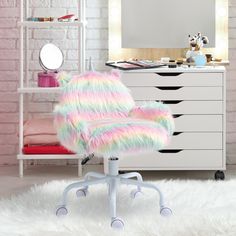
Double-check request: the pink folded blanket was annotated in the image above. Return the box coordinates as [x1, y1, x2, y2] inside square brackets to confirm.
[24, 134, 59, 146]
[23, 117, 59, 146]
[24, 117, 57, 136]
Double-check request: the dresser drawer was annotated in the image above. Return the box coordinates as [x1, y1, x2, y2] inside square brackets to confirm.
[130, 87, 222, 101]
[174, 115, 222, 131]
[167, 132, 222, 149]
[135, 101, 223, 114]
[119, 150, 223, 169]
[122, 72, 223, 87]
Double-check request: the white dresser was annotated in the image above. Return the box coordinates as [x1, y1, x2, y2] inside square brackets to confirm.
[110, 66, 226, 180]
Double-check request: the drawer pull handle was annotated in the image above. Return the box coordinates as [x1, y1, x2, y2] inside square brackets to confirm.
[156, 73, 183, 77]
[158, 149, 183, 153]
[173, 132, 183, 136]
[160, 100, 183, 104]
[173, 114, 183, 118]
[155, 86, 183, 90]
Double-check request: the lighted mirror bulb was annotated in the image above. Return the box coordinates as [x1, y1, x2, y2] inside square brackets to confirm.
[217, 7, 226, 17]
[110, 38, 121, 49]
[217, 38, 226, 49]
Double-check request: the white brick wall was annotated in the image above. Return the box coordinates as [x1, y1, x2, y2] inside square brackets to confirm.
[0, 0, 108, 165]
[0, 0, 18, 164]
[227, 0, 236, 164]
[1, 0, 236, 166]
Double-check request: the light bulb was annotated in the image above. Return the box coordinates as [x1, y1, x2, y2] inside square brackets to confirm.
[217, 7, 226, 17]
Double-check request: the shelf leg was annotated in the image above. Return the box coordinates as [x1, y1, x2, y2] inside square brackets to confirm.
[19, 160, 24, 178]
[78, 158, 82, 177]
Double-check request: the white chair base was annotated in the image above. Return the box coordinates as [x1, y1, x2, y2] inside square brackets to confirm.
[56, 157, 172, 229]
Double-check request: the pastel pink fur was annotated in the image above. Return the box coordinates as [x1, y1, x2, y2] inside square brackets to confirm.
[54, 71, 174, 157]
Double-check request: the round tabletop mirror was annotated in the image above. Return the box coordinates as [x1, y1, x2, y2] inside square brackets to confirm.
[39, 43, 64, 71]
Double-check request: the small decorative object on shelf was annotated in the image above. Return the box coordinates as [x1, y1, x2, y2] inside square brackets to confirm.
[27, 17, 54, 22]
[38, 72, 59, 87]
[194, 54, 207, 67]
[186, 32, 209, 65]
[38, 43, 64, 87]
[205, 53, 213, 63]
[27, 14, 78, 23]
[58, 14, 78, 22]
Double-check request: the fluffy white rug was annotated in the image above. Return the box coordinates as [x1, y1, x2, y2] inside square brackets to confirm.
[0, 179, 236, 236]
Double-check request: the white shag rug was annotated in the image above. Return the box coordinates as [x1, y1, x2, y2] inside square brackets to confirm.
[1, 179, 236, 236]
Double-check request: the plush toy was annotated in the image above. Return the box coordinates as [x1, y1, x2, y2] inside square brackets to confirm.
[186, 32, 209, 63]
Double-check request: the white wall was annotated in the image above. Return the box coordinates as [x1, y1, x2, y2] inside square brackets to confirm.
[227, 0, 236, 164]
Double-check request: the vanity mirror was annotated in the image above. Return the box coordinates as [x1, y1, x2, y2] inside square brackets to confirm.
[38, 43, 64, 87]
[109, 0, 228, 61]
[39, 43, 64, 71]
[122, 0, 215, 48]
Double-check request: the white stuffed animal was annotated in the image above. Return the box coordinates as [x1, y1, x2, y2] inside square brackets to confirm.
[186, 32, 209, 63]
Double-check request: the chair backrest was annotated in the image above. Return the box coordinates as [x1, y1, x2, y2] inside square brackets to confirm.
[56, 71, 135, 121]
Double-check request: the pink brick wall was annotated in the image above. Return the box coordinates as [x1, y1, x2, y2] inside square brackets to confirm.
[0, 0, 236, 166]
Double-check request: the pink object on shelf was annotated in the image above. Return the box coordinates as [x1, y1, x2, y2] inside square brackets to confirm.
[23, 117, 59, 145]
[23, 145, 74, 155]
[38, 72, 59, 87]
[24, 117, 56, 136]
[24, 134, 59, 146]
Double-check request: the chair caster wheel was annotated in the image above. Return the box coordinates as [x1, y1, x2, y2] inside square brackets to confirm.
[56, 205, 68, 217]
[130, 189, 143, 199]
[111, 217, 124, 229]
[215, 171, 225, 180]
[76, 188, 88, 198]
[160, 206, 172, 217]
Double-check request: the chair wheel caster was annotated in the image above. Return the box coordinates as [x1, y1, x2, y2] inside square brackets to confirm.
[160, 206, 172, 217]
[56, 205, 68, 217]
[111, 217, 124, 229]
[130, 189, 142, 199]
[215, 171, 225, 180]
[76, 188, 88, 198]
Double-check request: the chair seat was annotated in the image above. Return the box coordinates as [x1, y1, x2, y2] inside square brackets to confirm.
[87, 118, 169, 157]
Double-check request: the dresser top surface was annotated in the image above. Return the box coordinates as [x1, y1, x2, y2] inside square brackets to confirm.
[122, 66, 225, 73]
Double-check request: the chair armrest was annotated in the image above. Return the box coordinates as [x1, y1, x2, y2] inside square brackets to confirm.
[54, 105, 89, 154]
[129, 102, 175, 136]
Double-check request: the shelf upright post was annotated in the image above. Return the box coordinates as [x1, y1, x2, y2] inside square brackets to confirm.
[25, 0, 29, 87]
[19, 0, 24, 177]
[79, 0, 86, 73]
[24, 0, 30, 169]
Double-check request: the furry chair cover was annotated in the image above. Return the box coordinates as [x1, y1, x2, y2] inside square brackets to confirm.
[54, 71, 174, 157]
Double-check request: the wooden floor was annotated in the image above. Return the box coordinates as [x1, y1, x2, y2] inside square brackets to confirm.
[0, 164, 236, 199]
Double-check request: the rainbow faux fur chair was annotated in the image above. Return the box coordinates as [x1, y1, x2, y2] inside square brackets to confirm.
[54, 70, 174, 229]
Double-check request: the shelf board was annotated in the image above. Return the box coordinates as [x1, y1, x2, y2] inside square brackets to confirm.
[18, 21, 85, 27]
[18, 87, 63, 93]
[17, 154, 80, 160]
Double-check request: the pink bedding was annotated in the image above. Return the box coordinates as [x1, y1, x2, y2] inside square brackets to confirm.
[24, 117, 59, 145]
[24, 134, 59, 145]
[23, 145, 74, 154]
[24, 117, 56, 136]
